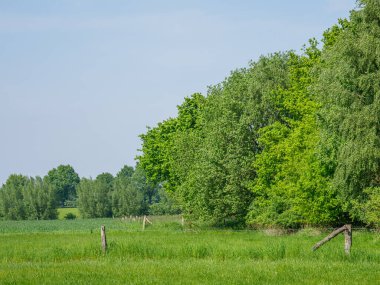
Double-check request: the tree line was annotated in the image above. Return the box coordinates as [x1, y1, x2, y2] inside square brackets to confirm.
[1, 0, 379, 228]
[0, 164, 180, 220]
[138, 0, 380, 228]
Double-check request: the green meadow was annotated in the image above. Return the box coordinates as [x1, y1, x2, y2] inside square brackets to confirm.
[57, 208, 81, 220]
[0, 218, 379, 285]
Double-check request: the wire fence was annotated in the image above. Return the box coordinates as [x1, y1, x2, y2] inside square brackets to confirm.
[117, 215, 380, 233]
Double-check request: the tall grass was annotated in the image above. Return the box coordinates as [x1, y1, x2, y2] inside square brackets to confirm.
[0, 218, 379, 284]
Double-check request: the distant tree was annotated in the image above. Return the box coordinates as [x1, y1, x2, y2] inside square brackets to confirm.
[23, 177, 58, 220]
[112, 176, 143, 217]
[131, 165, 157, 210]
[116, 165, 134, 179]
[149, 187, 181, 215]
[0, 174, 57, 220]
[77, 173, 114, 218]
[96, 172, 114, 190]
[76, 178, 96, 218]
[45, 165, 80, 207]
[0, 174, 29, 220]
[94, 173, 114, 217]
[112, 165, 159, 217]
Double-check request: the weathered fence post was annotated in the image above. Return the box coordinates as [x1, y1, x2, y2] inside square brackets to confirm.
[142, 215, 146, 231]
[142, 215, 152, 231]
[344, 224, 352, 254]
[181, 216, 185, 227]
[101, 225, 107, 254]
[312, 224, 352, 254]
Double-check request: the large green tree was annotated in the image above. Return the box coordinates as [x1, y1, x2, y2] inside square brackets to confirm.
[176, 53, 291, 224]
[45, 165, 80, 207]
[139, 54, 291, 225]
[247, 42, 343, 228]
[138, 93, 206, 192]
[315, 0, 380, 223]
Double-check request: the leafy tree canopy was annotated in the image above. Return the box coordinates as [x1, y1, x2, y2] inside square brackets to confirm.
[45, 165, 80, 206]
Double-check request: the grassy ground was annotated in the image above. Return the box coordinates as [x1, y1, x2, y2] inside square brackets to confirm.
[57, 208, 81, 220]
[0, 218, 379, 284]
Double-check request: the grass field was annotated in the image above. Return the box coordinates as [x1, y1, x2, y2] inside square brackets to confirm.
[0, 217, 379, 284]
[57, 208, 81, 220]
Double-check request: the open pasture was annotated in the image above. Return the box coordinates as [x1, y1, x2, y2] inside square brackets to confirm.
[0, 218, 379, 284]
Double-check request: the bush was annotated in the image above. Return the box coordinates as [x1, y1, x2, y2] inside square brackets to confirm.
[64, 212, 77, 220]
[361, 187, 380, 227]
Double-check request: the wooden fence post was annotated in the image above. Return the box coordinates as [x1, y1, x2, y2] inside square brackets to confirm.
[142, 215, 152, 231]
[344, 224, 352, 254]
[312, 224, 352, 254]
[101, 225, 107, 254]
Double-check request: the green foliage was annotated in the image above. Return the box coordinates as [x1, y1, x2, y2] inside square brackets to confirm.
[322, 18, 350, 49]
[353, 187, 380, 227]
[4, 1, 380, 229]
[137, 2, 380, 228]
[116, 165, 134, 179]
[138, 93, 206, 192]
[138, 117, 178, 188]
[248, 43, 342, 228]
[45, 165, 80, 207]
[139, 53, 292, 224]
[96, 172, 114, 187]
[186, 53, 290, 224]
[64, 212, 77, 220]
[23, 177, 58, 220]
[57, 207, 80, 220]
[0, 174, 29, 219]
[112, 174, 144, 217]
[77, 177, 113, 218]
[129, 165, 157, 211]
[77, 165, 175, 218]
[0, 175, 57, 220]
[149, 187, 181, 215]
[316, 0, 380, 222]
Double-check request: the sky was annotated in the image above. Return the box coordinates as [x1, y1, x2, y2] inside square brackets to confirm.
[0, 0, 356, 184]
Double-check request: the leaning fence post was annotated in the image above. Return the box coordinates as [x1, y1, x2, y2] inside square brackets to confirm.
[312, 224, 352, 254]
[101, 225, 107, 253]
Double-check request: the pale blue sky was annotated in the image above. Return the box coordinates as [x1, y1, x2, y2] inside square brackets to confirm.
[0, 0, 356, 184]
